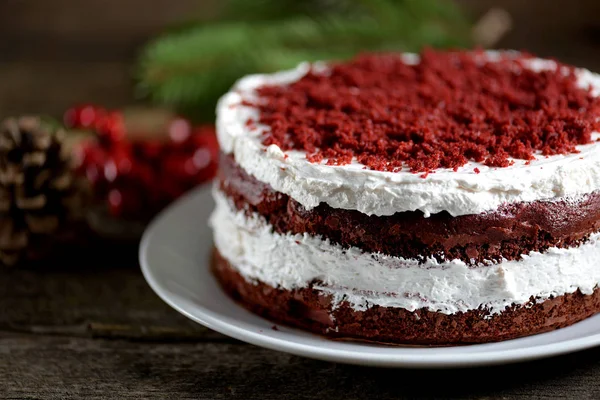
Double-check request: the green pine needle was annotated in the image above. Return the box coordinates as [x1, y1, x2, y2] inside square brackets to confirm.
[137, 0, 471, 122]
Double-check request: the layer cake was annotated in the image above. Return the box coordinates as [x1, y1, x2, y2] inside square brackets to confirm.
[209, 50, 600, 344]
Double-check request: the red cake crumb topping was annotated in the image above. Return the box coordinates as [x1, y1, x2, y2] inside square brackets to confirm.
[248, 49, 600, 173]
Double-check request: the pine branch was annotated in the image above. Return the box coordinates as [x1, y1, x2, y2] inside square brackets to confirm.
[136, 0, 471, 122]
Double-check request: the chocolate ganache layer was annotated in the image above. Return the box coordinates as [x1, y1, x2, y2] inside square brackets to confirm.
[218, 153, 600, 264]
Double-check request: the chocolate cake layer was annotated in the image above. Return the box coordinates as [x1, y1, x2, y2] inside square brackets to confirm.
[213, 248, 600, 345]
[218, 153, 600, 263]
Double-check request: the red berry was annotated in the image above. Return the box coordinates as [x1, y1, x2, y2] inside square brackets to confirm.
[96, 111, 125, 144]
[139, 139, 164, 160]
[72, 141, 90, 169]
[191, 127, 218, 149]
[82, 144, 108, 169]
[192, 124, 216, 137]
[63, 108, 79, 128]
[158, 178, 185, 200]
[189, 129, 219, 183]
[112, 145, 133, 174]
[191, 147, 211, 170]
[76, 119, 217, 219]
[81, 105, 104, 128]
[192, 133, 219, 161]
[107, 189, 123, 217]
[163, 154, 193, 180]
[64, 104, 105, 129]
[184, 157, 199, 175]
[104, 153, 133, 182]
[168, 117, 192, 143]
[193, 163, 218, 184]
[130, 163, 155, 190]
[104, 161, 118, 183]
[107, 187, 141, 218]
[86, 164, 101, 185]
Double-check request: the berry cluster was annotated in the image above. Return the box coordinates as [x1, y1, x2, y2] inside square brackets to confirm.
[66, 104, 218, 220]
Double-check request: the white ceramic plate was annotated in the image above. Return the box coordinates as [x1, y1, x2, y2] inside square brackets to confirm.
[140, 185, 600, 368]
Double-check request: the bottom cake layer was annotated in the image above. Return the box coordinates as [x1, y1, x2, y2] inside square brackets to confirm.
[212, 249, 600, 345]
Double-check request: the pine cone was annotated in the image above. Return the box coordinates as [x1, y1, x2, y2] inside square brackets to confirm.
[0, 116, 86, 266]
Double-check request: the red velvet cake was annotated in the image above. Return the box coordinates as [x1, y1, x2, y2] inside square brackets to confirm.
[210, 49, 600, 345]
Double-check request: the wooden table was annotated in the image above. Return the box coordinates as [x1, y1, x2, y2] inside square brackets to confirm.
[4, 0, 600, 398]
[1, 250, 600, 399]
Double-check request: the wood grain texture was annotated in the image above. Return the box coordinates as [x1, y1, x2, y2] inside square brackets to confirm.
[3, 0, 600, 117]
[3, 258, 600, 399]
[457, 0, 600, 70]
[0, 261, 216, 341]
[2, 331, 600, 399]
[0, 0, 217, 117]
[2, 0, 600, 398]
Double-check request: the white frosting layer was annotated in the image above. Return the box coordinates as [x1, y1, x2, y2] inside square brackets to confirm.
[216, 53, 600, 217]
[210, 189, 600, 315]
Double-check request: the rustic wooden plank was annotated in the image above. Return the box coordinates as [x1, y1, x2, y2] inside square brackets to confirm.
[1, 332, 600, 399]
[457, 0, 600, 71]
[0, 62, 137, 118]
[2, 1, 600, 397]
[0, 0, 217, 117]
[3, 0, 600, 119]
[0, 0, 216, 43]
[0, 261, 221, 341]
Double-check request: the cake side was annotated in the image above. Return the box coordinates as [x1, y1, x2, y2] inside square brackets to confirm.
[212, 248, 600, 345]
[210, 187, 600, 315]
[218, 152, 600, 263]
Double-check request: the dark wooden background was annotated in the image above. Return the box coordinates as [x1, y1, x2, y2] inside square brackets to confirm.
[3, 1, 600, 398]
[3, 0, 600, 117]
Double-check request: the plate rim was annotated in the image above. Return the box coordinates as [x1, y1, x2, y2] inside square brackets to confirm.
[139, 186, 600, 368]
